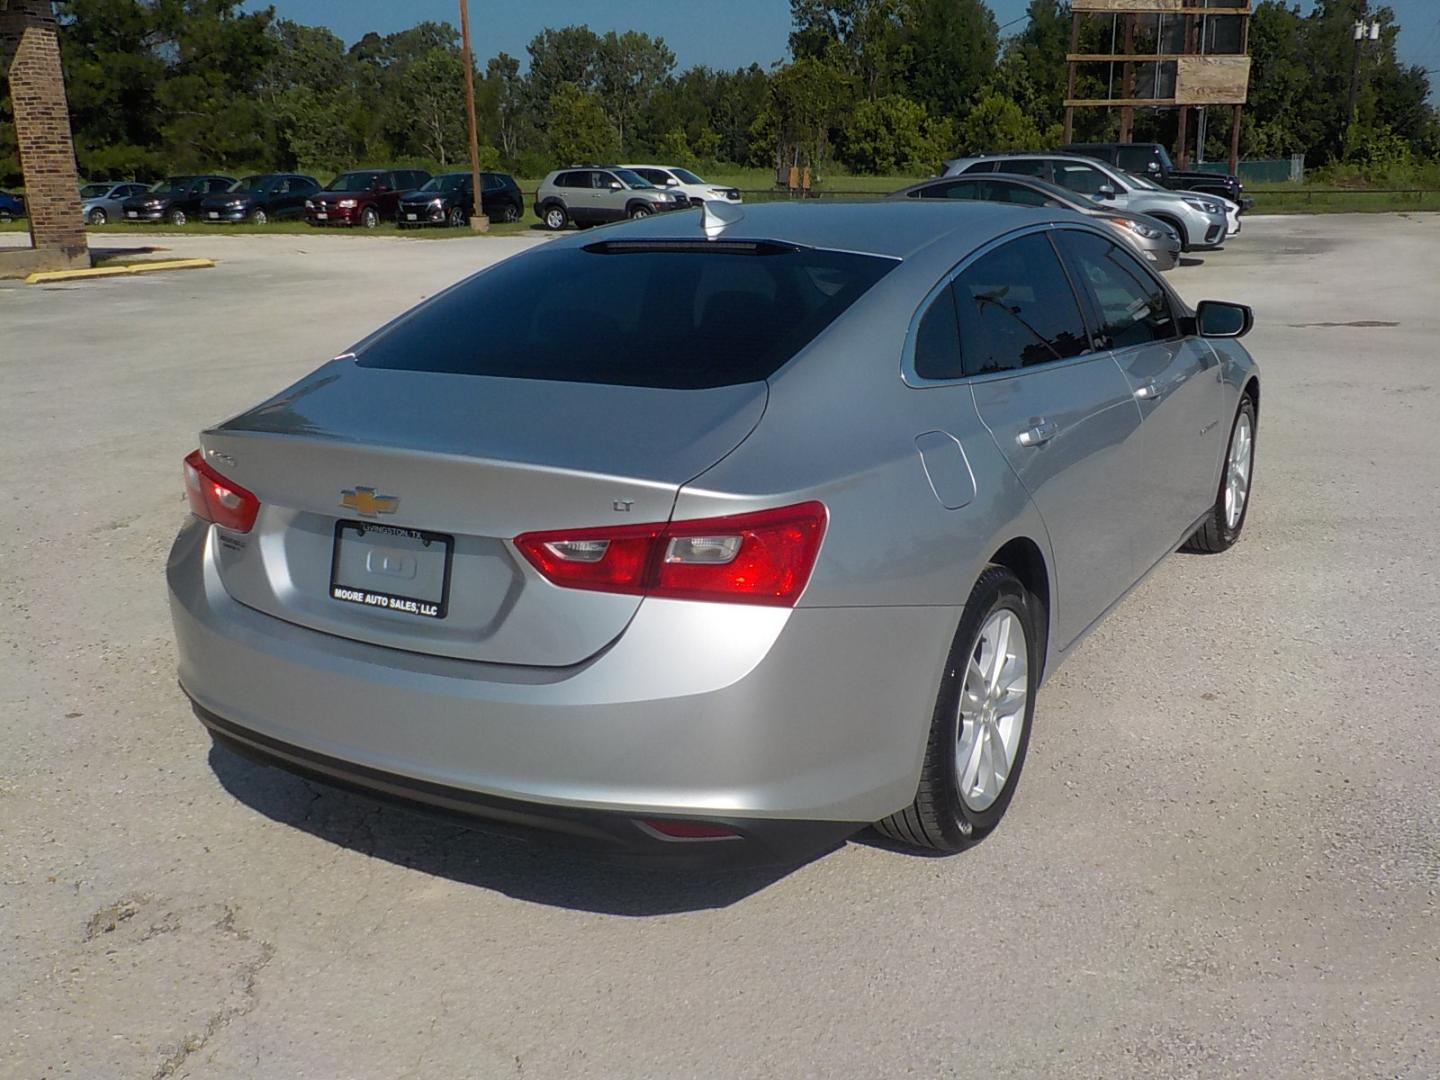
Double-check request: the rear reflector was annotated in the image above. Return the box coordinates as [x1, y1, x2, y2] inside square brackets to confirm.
[638, 819, 741, 840]
[183, 449, 260, 533]
[514, 502, 827, 607]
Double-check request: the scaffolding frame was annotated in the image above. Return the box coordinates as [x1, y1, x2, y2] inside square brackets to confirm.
[1063, 1, 1253, 174]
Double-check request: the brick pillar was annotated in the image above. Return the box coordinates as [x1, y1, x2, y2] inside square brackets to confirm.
[0, 0, 89, 276]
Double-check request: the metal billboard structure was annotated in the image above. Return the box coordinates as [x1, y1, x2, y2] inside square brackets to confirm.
[1063, 0, 1253, 174]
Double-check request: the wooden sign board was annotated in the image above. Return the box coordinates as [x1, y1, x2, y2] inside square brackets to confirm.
[1072, 1, 1182, 11]
[1174, 55, 1251, 104]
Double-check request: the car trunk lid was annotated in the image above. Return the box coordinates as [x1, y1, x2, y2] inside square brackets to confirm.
[201, 360, 767, 666]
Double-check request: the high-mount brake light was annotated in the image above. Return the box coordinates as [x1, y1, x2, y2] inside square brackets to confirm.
[183, 449, 260, 533]
[514, 502, 827, 607]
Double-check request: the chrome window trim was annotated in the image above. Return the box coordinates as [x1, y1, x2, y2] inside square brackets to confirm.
[900, 220, 1121, 389]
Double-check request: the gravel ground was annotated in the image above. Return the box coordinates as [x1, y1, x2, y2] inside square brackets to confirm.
[1, 216, 1437, 1079]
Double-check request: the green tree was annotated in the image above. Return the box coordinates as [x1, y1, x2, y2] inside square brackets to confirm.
[595, 30, 676, 151]
[753, 57, 850, 172]
[902, 0, 999, 123]
[548, 82, 619, 164]
[954, 91, 1049, 154]
[842, 93, 951, 173]
[527, 25, 602, 115]
[390, 49, 467, 166]
[789, 0, 909, 100]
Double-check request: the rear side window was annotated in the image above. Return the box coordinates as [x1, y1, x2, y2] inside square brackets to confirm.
[986, 181, 1056, 207]
[1058, 230, 1178, 350]
[1053, 163, 1109, 196]
[1115, 146, 1158, 173]
[995, 159, 1049, 179]
[912, 286, 963, 380]
[357, 244, 898, 389]
[953, 233, 1090, 376]
[914, 181, 982, 200]
[961, 161, 996, 174]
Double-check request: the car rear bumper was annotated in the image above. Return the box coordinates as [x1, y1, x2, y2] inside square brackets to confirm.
[168, 519, 949, 847]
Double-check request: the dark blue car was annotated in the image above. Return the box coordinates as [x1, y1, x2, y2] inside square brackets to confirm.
[0, 191, 25, 221]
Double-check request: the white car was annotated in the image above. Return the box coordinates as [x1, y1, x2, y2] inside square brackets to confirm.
[620, 165, 741, 207]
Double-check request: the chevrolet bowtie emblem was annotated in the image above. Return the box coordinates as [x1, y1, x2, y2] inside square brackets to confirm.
[340, 487, 399, 517]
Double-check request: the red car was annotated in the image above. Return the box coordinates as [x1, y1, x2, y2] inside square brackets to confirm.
[305, 168, 430, 228]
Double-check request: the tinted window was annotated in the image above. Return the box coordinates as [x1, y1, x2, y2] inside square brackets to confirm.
[634, 169, 670, 185]
[329, 172, 380, 192]
[994, 159, 1049, 179]
[912, 286, 963, 380]
[986, 181, 1057, 207]
[953, 233, 1090, 375]
[1053, 163, 1110, 196]
[80, 184, 110, 198]
[1115, 146, 1159, 173]
[961, 160, 996, 174]
[1059, 230, 1177, 350]
[357, 244, 897, 389]
[914, 180, 982, 200]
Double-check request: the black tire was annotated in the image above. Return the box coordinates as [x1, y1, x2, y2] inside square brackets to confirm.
[168, 207, 187, 226]
[628, 203, 652, 219]
[874, 566, 1041, 852]
[249, 207, 268, 225]
[88, 208, 107, 225]
[542, 203, 568, 230]
[448, 205, 466, 228]
[360, 205, 380, 229]
[1182, 393, 1257, 554]
[500, 201, 520, 223]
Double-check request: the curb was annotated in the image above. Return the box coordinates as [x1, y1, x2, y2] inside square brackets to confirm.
[26, 258, 215, 284]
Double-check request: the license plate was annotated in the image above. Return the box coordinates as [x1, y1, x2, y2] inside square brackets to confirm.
[316, 212, 328, 220]
[207, 211, 219, 219]
[330, 521, 453, 619]
[406, 213, 417, 220]
[126, 211, 137, 218]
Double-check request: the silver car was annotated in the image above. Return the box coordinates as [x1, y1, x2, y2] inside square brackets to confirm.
[168, 202, 1260, 866]
[943, 153, 1230, 252]
[890, 173, 1183, 271]
[533, 166, 688, 230]
[79, 181, 150, 225]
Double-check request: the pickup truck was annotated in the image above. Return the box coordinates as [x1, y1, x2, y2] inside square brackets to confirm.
[1060, 142, 1254, 211]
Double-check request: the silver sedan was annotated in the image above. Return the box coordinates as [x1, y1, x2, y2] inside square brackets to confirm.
[890, 173, 1183, 270]
[168, 201, 1260, 867]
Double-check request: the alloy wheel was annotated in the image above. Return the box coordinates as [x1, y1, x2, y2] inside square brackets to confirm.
[545, 208, 566, 229]
[955, 609, 1029, 813]
[1225, 412, 1254, 530]
[251, 209, 267, 225]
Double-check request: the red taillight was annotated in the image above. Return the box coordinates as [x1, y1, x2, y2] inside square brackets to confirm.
[183, 449, 260, 533]
[514, 502, 827, 607]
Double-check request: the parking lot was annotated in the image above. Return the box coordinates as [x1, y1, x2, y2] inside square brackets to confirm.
[2, 214, 1438, 1078]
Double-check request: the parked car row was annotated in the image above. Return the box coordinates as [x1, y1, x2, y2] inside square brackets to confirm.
[78, 167, 525, 230]
[0, 189, 27, 221]
[533, 164, 741, 230]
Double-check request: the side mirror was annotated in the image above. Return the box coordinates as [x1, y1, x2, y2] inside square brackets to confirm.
[609, 180, 623, 191]
[1147, 162, 1161, 174]
[665, 177, 679, 186]
[1196, 300, 1253, 339]
[1094, 184, 1117, 200]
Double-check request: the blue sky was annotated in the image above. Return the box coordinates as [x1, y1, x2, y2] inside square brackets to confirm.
[249, 1, 1440, 76]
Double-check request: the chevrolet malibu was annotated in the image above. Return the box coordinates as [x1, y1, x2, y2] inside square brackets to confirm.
[168, 202, 1260, 866]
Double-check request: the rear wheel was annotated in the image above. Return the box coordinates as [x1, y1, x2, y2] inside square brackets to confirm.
[543, 204, 568, 230]
[1182, 394, 1256, 554]
[360, 205, 380, 229]
[501, 202, 520, 223]
[874, 566, 1039, 852]
[88, 208, 107, 225]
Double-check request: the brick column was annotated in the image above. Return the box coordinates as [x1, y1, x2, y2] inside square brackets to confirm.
[1, 0, 89, 276]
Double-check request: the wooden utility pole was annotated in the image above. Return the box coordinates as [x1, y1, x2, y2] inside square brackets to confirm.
[458, 0, 488, 233]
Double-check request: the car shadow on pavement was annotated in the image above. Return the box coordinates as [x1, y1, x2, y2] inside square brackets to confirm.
[207, 742, 824, 915]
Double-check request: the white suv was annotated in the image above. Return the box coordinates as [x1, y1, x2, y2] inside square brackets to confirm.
[620, 165, 742, 207]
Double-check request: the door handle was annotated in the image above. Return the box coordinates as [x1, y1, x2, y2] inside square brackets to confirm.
[1016, 419, 1058, 447]
[1134, 381, 1163, 400]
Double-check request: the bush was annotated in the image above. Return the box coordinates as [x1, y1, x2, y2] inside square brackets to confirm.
[842, 95, 953, 176]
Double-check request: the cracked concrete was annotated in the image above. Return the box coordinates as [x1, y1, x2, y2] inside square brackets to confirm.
[2, 219, 1438, 1077]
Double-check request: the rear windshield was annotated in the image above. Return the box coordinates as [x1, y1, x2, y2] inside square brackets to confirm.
[356, 243, 897, 389]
